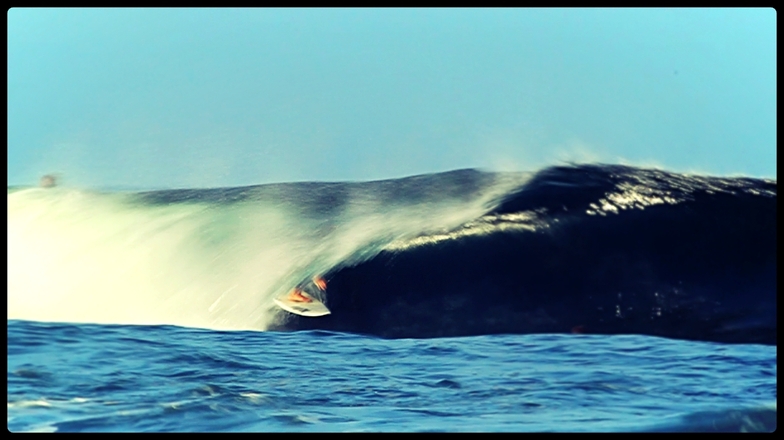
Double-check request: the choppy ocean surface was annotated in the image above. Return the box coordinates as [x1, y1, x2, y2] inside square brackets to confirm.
[7, 164, 776, 431]
[7, 321, 776, 432]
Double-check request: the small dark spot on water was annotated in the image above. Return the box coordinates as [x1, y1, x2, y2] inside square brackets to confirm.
[421, 345, 460, 355]
[302, 396, 333, 406]
[13, 368, 51, 380]
[572, 382, 621, 393]
[405, 408, 462, 417]
[433, 379, 462, 389]
[192, 384, 223, 397]
[90, 381, 132, 393]
[520, 402, 544, 408]
[272, 413, 316, 425]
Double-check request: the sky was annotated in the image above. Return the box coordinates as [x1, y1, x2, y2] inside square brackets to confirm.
[7, 8, 777, 189]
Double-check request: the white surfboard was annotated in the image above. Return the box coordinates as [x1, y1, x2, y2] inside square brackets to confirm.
[273, 291, 331, 317]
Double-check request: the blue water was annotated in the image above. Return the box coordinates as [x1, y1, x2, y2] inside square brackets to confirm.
[7, 320, 776, 432]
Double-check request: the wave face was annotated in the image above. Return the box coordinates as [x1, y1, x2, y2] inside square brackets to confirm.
[8, 165, 776, 344]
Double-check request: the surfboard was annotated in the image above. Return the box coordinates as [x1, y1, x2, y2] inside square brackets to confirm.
[273, 291, 331, 317]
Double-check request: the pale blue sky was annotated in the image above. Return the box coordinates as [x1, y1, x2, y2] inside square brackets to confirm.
[7, 8, 776, 189]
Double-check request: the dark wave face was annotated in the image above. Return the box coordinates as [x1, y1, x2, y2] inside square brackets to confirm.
[270, 164, 776, 345]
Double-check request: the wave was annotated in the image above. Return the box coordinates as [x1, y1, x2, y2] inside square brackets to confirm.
[7, 164, 776, 344]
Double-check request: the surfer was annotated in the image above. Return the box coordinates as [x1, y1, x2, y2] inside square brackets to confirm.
[40, 174, 56, 188]
[286, 276, 327, 303]
[274, 274, 332, 317]
[313, 276, 327, 291]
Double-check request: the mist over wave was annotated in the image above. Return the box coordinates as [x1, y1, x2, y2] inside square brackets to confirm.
[7, 169, 525, 331]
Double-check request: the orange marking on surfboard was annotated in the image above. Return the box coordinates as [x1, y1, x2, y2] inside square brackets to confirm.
[287, 289, 313, 303]
[313, 276, 327, 291]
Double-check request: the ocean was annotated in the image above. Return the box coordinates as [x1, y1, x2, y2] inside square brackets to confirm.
[7, 164, 777, 432]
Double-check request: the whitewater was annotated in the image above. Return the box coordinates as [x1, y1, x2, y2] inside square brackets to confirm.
[7, 169, 526, 331]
